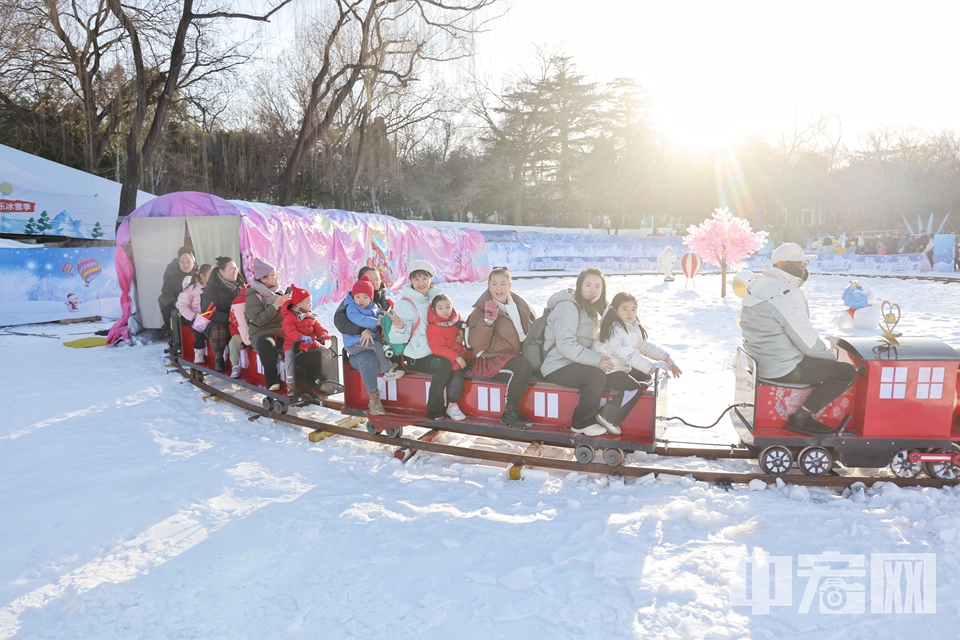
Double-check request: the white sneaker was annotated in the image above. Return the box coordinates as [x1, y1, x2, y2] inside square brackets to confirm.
[193, 350, 205, 364]
[230, 365, 241, 378]
[383, 367, 405, 381]
[596, 414, 621, 435]
[572, 423, 607, 437]
[446, 403, 466, 421]
[268, 383, 280, 392]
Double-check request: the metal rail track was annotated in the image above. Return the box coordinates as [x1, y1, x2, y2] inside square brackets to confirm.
[175, 361, 957, 490]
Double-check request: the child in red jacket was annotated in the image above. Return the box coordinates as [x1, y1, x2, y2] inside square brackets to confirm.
[280, 285, 335, 395]
[427, 294, 472, 420]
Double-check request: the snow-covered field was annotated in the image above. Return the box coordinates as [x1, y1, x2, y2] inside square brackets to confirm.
[3, 273, 960, 639]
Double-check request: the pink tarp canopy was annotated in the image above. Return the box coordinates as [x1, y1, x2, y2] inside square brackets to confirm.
[107, 192, 490, 343]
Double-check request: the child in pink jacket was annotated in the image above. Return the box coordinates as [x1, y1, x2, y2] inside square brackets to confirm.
[177, 264, 212, 363]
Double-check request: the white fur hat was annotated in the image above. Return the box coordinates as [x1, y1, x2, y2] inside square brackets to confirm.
[408, 259, 436, 278]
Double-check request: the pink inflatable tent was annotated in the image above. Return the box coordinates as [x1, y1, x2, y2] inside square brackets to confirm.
[107, 192, 489, 343]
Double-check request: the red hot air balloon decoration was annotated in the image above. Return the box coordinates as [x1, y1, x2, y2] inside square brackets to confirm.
[680, 251, 703, 289]
[77, 258, 101, 287]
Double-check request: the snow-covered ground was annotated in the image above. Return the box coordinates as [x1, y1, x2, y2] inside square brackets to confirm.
[3, 273, 960, 639]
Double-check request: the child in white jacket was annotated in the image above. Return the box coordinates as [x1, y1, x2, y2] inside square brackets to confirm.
[595, 292, 682, 379]
[591, 292, 682, 433]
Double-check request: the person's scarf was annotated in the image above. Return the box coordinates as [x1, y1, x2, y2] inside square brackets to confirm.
[496, 294, 526, 343]
[217, 270, 244, 297]
[249, 278, 280, 305]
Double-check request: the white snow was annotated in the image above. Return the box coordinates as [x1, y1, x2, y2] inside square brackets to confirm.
[3, 273, 960, 638]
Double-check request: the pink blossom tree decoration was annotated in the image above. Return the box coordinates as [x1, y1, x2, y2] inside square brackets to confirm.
[684, 208, 768, 297]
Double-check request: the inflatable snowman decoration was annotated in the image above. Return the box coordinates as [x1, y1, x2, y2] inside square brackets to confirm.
[658, 246, 677, 282]
[833, 280, 883, 330]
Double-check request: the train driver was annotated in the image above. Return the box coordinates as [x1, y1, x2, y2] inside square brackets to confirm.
[739, 243, 857, 436]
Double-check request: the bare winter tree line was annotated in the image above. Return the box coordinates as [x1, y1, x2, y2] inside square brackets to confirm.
[3, 0, 960, 236]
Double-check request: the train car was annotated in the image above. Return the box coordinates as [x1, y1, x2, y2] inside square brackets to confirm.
[340, 357, 668, 466]
[177, 321, 342, 412]
[732, 335, 960, 479]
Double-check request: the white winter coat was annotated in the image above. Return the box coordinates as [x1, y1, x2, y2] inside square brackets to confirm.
[739, 265, 834, 379]
[594, 321, 670, 374]
[387, 283, 442, 360]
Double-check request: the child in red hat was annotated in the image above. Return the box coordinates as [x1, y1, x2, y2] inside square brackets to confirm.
[281, 285, 336, 395]
[342, 275, 403, 415]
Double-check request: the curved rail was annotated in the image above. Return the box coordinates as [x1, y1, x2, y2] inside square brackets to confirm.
[175, 361, 957, 490]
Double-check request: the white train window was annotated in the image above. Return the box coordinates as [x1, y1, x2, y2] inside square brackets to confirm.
[915, 367, 945, 400]
[879, 367, 907, 399]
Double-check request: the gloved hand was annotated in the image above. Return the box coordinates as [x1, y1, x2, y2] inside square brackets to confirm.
[483, 300, 498, 325]
[318, 333, 330, 344]
[651, 360, 670, 376]
[301, 336, 313, 345]
[455, 356, 467, 370]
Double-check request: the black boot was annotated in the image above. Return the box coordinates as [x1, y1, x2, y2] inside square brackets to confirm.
[501, 405, 532, 430]
[215, 357, 225, 373]
[786, 408, 834, 436]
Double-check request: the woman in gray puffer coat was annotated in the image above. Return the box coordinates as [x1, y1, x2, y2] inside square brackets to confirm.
[541, 268, 617, 436]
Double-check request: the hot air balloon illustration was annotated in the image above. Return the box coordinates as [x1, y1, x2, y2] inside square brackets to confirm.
[61, 263, 74, 276]
[680, 251, 703, 290]
[77, 257, 101, 287]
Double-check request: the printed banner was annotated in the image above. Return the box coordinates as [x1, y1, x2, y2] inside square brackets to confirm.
[0, 144, 153, 240]
[237, 205, 490, 303]
[493, 233, 685, 273]
[0, 246, 119, 326]
[933, 234, 955, 272]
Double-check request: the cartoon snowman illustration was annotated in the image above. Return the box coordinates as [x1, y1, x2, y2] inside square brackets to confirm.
[66, 292, 81, 312]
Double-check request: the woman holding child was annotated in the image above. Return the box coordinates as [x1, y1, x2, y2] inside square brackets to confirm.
[343, 274, 404, 415]
[542, 268, 661, 436]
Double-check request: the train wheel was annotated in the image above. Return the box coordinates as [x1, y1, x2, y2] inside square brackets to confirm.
[924, 448, 960, 481]
[574, 445, 595, 464]
[889, 450, 922, 478]
[758, 446, 792, 475]
[261, 397, 274, 412]
[365, 421, 378, 435]
[275, 401, 288, 415]
[602, 448, 624, 466]
[798, 446, 832, 476]
[384, 427, 403, 439]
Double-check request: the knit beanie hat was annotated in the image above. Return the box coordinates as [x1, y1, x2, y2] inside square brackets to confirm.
[352, 275, 375, 300]
[291, 285, 311, 306]
[253, 257, 276, 280]
[408, 259, 436, 278]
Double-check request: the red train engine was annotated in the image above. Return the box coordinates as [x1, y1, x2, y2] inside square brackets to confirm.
[732, 336, 960, 479]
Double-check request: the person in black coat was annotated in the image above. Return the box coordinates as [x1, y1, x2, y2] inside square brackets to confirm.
[157, 248, 196, 337]
[200, 256, 245, 371]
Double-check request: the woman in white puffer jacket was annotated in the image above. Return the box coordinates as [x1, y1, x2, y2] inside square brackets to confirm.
[593, 292, 683, 432]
